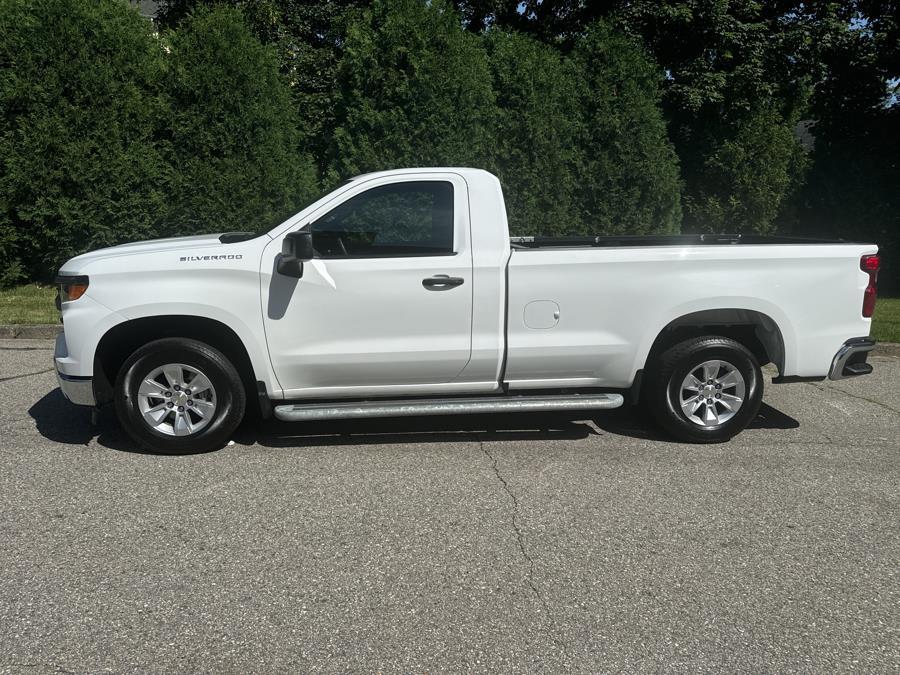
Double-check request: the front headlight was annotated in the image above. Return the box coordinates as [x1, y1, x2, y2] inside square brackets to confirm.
[55, 275, 90, 305]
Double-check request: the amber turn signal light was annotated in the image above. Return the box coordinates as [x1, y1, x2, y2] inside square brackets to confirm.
[55, 275, 90, 303]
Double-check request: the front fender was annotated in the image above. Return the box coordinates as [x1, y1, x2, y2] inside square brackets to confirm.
[113, 302, 279, 396]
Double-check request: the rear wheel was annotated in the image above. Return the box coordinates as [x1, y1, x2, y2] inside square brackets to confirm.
[115, 338, 246, 454]
[645, 336, 763, 443]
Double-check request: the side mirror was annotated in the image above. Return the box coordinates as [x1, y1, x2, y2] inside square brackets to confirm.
[277, 231, 314, 278]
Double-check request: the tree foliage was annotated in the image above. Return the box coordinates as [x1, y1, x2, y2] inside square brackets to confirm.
[157, 0, 366, 169]
[455, 1, 893, 238]
[786, 1, 900, 289]
[607, 1, 810, 235]
[684, 105, 806, 235]
[1, 0, 896, 288]
[327, 0, 496, 179]
[0, 0, 168, 285]
[571, 22, 682, 235]
[162, 5, 318, 235]
[328, 6, 681, 236]
[484, 31, 582, 235]
[0, 1, 318, 285]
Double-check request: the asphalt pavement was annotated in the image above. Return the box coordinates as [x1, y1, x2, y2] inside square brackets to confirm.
[1, 339, 898, 673]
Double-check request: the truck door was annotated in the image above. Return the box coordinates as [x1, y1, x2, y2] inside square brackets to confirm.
[261, 175, 474, 398]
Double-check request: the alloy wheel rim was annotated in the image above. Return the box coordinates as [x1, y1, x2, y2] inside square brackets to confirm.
[678, 359, 746, 427]
[137, 363, 217, 437]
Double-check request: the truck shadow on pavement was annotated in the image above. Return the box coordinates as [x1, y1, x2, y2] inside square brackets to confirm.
[28, 389, 130, 450]
[589, 401, 800, 441]
[237, 412, 601, 449]
[30, 388, 800, 453]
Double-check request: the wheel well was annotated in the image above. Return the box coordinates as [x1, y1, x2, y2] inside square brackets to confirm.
[92, 316, 257, 407]
[645, 309, 785, 374]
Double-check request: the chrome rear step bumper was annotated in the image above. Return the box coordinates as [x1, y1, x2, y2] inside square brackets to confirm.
[829, 337, 876, 380]
[273, 393, 624, 422]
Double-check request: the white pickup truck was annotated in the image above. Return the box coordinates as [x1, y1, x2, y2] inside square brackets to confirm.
[54, 168, 880, 453]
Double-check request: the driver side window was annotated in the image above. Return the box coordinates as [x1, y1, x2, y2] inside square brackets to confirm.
[310, 181, 454, 258]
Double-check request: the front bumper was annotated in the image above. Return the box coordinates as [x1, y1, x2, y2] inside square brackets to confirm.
[56, 371, 95, 406]
[829, 337, 876, 380]
[54, 331, 95, 406]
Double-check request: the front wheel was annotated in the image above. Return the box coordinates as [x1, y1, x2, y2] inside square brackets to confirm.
[115, 338, 246, 454]
[645, 336, 763, 443]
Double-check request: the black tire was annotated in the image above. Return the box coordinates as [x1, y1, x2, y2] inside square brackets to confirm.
[644, 336, 763, 443]
[114, 338, 246, 454]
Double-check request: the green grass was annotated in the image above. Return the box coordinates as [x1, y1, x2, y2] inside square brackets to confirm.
[0, 284, 58, 324]
[871, 297, 900, 343]
[1, 283, 899, 343]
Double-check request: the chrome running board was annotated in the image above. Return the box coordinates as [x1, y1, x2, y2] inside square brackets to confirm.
[273, 393, 624, 422]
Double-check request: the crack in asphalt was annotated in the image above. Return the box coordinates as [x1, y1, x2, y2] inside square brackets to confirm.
[804, 382, 900, 415]
[0, 368, 54, 383]
[2, 663, 77, 674]
[480, 441, 571, 665]
[0, 346, 54, 351]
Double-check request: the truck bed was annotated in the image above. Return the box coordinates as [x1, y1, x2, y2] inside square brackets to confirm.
[503, 237, 875, 389]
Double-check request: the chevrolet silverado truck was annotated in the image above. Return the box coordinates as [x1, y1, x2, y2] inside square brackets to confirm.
[53, 168, 880, 453]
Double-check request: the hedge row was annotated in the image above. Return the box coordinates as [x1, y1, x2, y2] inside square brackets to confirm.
[0, 0, 685, 285]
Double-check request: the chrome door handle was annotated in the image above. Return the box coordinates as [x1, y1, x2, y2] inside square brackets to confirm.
[422, 274, 465, 289]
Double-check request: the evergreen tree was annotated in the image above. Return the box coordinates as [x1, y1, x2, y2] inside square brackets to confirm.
[485, 31, 581, 236]
[460, 1, 814, 235]
[0, 0, 168, 285]
[609, 1, 808, 235]
[788, 2, 900, 290]
[157, 0, 366, 172]
[571, 22, 682, 235]
[162, 5, 319, 236]
[684, 106, 807, 235]
[327, 0, 496, 180]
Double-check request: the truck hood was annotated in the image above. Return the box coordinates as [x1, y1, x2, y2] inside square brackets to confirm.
[59, 232, 262, 273]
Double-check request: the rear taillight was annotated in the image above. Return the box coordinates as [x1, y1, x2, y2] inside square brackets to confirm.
[861, 254, 879, 318]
